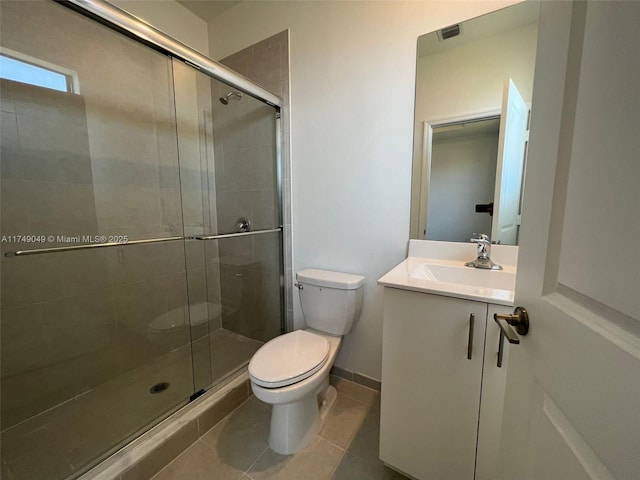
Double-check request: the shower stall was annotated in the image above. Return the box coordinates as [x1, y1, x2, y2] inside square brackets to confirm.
[0, 1, 284, 479]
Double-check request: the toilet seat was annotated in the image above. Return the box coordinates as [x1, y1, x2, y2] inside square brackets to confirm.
[249, 330, 330, 388]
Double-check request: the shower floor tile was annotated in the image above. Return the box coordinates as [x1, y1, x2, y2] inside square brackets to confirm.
[152, 380, 410, 480]
[1, 328, 263, 480]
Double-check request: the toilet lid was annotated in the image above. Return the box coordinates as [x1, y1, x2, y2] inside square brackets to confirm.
[249, 330, 330, 388]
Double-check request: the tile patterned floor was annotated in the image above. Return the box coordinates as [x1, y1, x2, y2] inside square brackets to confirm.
[151, 377, 409, 480]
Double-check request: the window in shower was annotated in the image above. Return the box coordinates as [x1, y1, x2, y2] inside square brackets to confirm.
[0, 49, 78, 93]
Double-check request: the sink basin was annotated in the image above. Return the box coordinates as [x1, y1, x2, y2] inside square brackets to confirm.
[410, 263, 515, 291]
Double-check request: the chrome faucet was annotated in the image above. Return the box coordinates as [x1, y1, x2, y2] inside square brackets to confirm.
[465, 233, 503, 270]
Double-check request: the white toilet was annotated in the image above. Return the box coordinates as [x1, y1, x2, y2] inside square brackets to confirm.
[248, 268, 365, 455]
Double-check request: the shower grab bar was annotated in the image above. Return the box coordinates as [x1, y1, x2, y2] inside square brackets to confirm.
[3, 228, 282, 257]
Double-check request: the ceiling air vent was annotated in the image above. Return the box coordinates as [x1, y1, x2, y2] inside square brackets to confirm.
[438, 24, 461, 41]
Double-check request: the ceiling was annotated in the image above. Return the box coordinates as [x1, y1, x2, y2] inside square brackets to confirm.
[178, 0, 241, 23]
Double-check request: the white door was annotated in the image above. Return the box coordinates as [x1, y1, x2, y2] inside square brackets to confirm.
[491, 79, 528, 245]
[499, 2, 640, 479]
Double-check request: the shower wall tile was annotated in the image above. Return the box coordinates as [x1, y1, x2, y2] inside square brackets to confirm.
[217, 30, 292, 333]
[220, 51, 253, 79]
[21, 150, 94, 185]
[220, 107, 275, 151]
[219, 267, 281, 342]
[115, 278, 170, 335]
[39, 289, 115, 363]
[12, 79, 87, 125]
[91, 156, 160, 188]
[218, 235, 253, 262]
[184, 239, 204, 270]
[110, 242, 184, 285]
[186, 269, 206, 304]
[1, 248, 114, 311]
[163, 272, 190, 313]
[216, 189, 253, 233]
[0, 179, 31, 239]
[0, 110, 18, 148]
[251, 44, 283, 94]
[0, 304, 47, 378]
[251, 188, 279, 231]
[0, 146, 24, 180]
[0, 82, 15, 113]
[252, 233, 281, 275]
[17, 112, 90, 155]
[215, 232, 281, 342]
[206, 258, 222, 306]
[160, 187, 185, 236]
[25, 181, 98, 236]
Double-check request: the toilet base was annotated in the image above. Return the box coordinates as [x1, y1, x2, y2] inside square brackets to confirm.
[319, 384, 337, 422]
[268, 383, 337, 455]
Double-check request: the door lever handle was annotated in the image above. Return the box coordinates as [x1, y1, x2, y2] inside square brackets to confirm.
[494, 306, 530, 367]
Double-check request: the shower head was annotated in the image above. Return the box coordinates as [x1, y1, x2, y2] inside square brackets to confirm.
[219, 91, 242, 105]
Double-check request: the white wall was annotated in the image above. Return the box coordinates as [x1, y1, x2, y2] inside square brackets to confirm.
[111, 0, 209, 55]
[207, 0, 521, 380]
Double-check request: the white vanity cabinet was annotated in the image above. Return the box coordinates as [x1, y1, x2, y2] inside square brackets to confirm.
[380, 287, 512, 480]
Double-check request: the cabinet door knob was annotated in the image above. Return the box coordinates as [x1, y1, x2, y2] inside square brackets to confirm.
[467, 313, 475, 360]
[494, 306, 530, 367]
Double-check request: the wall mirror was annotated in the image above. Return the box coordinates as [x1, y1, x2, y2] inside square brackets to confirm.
[409, 1, 540, 245]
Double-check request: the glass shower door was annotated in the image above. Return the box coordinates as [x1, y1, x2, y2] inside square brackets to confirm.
[0, 2, 196, 479]
[173, 60, 284, 390]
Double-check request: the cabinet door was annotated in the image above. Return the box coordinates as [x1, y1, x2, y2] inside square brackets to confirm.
[380, 288, 486, 480]
[476, 304, 513, 480]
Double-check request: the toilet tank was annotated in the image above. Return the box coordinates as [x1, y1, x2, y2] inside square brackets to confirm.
[296, 269, 365, 336]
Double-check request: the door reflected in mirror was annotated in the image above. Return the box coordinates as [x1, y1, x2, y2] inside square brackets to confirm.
[409, 1, 540, 245]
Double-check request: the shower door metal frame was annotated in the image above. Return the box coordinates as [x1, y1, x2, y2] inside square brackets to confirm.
[57, 0, 284, 108]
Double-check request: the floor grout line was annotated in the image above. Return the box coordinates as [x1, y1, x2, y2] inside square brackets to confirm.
[148, 438, 205, 480]
[319, 435, 348, 454]
[327, 448, 347, 480]
[243, 445, 269, 476]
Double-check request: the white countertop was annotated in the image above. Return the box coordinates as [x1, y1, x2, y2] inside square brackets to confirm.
[377, 240, 518, 306]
